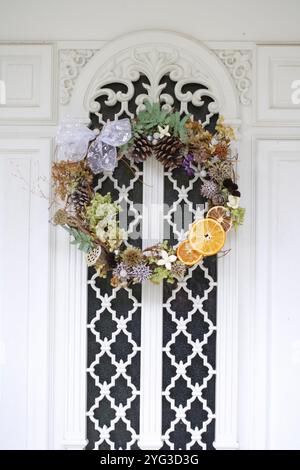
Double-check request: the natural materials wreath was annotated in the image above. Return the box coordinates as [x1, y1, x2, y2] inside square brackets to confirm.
[52, 102, 245, 288]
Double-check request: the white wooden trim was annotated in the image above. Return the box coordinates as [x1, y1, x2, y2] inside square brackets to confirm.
[213, 125, 242, 450]
[62, 246, 88, 450]
[214, 234, 239, 450]
[139, 158, 164, 450]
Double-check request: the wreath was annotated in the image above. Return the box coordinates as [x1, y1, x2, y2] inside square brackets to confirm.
[52, 102, 245, 288]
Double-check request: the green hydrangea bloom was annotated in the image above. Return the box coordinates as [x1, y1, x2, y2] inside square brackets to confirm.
[150, 266, 175, 285]
[86, 192, 125, 251]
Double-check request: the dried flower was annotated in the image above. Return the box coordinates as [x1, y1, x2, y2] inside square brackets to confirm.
[52, 160, 93, 200]
[215, 116, 236, 141]
[212, 193, 226, 206]
[171, 261, 187, 279]
[200, 180, 219, 199]
[208, 161, 233, 184]
[223, 178, 237, 190]
[190, 142, 211, 164]
[182, 154, 195, 177]
[121, 246, 143, 266]
[214, 141, 229, 160]
[110, 275, 127, 288]
[53, 209, 69, 225]
[222, 179, 241, 200]
[112, 262, 131, 280]
[131, 263, 152, 283]
[95, 262, 109, 278]
[185, 121, 212, 144]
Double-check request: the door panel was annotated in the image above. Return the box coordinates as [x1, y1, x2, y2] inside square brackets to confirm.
[255, 140, 300, 449]
[0, 139, 50, 449]
[86, 74, 218, 449]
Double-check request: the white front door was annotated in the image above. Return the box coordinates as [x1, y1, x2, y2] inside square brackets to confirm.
[0, 34, 300, 451]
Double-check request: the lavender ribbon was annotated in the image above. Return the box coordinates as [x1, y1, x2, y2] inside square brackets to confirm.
[87, 119, 132, 174]
[56, 117, 132, 174]
[56, 117, 95, 162]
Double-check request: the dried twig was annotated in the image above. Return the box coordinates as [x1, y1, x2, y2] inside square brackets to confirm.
[66, 214, 109, 254]
[12, 166, 49, 201]
[217, 248, 231, 259]
[119, 157, 153, 188]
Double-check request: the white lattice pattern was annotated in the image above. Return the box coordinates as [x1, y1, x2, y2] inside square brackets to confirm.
[162, 147, 217, 448]
[86, 154, 143, 449]
[162, 263, 217, 449]
[87, 281, 141, 449]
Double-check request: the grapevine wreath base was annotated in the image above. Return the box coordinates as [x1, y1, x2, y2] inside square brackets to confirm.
[52, 103, 245, 288]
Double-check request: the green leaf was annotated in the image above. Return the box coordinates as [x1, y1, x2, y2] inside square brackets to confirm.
[135, 101, 171, 134]
[165, 112, 190, 142]
[64, 226, 93, 252]
[80, 241, 91, 253]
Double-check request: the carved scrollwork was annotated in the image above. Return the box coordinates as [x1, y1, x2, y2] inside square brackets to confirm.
[88, 47, 221, 126]
[215, 49, 252, 105]
[60, 49, 97, 105]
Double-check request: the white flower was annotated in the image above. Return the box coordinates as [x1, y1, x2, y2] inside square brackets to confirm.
[227, 195, 240, 209]
[107, 225, 127, 250]
[157, 250, 177, 270]
[97, 214, 116, 229]
[96, 225, 107, 242]
[158, 125, 170, 139]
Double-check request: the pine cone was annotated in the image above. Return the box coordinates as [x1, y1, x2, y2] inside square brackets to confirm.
[155, 136, 184, 170]
[69, 180, 92, 213]
[131, 135, 153, 162]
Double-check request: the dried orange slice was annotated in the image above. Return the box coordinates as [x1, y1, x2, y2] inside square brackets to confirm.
[176, 240, 203, 266]
[207, 206, 232, 232]
[189, 218, 226, 256]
